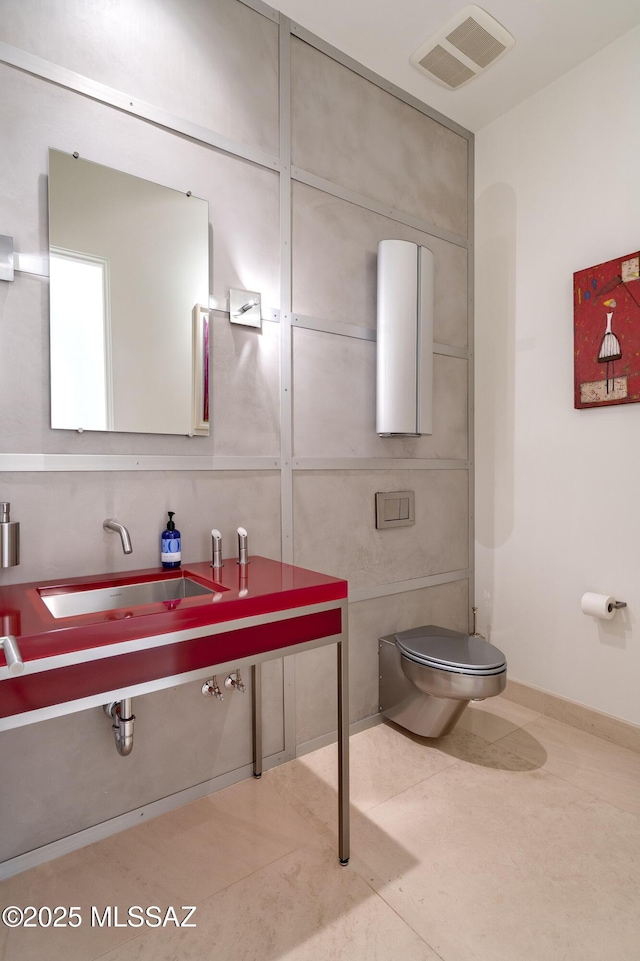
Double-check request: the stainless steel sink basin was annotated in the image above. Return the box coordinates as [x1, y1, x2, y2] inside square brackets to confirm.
[39, 575, 217, 619]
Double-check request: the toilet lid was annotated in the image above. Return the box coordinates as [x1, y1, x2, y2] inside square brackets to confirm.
[395, 625, 507, 676]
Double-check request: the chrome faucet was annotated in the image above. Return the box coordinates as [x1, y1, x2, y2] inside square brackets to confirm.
[103, 518, 133, 554]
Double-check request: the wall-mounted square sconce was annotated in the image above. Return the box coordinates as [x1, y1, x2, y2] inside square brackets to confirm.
[0, 235, 14, 282]
[229, 289, 262, 329]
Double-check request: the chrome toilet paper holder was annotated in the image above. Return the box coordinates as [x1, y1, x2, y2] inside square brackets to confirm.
[581, 592, 627, 619]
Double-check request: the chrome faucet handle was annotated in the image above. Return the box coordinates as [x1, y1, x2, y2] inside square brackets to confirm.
[201, 677, 223, 700]
[224, 670, 246, 693]
[211, 529, 223, 569]
[237, 527, 249, 566]
[1, 634, 24, 675]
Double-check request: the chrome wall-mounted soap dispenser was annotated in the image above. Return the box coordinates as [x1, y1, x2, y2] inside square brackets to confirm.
[0, 502, 19, 568]
[237, 527, 249, 565]
[211, 529, 223, 569]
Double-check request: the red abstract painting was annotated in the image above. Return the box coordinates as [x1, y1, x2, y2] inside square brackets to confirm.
[574, 251, 640, 408]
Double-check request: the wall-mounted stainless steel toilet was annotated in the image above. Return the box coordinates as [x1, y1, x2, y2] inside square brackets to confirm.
[379, 625, 507, 738]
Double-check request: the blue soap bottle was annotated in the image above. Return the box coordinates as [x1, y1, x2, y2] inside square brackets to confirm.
[161, 511, 181, 569]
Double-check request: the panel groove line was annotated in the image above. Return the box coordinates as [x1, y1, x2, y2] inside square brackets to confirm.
[293, 458, 469, 471]
[292, 313, 468, 357]
[279, 15, 294, 566]
[0, 40, 281, 173]
[210, 306, 280, 323]
[0, 454, 280, 472]
[292, 166, 469, 250]
[237, 0, 280, 23]
[466, 128, 476, 632]
[278, 15, 298, 763]
[348, 568, 469, 604]
[288, 24, 473, 141]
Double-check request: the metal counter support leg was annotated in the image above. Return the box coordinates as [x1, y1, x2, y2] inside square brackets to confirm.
[337, 637, 350, 864]
[252, 663, 262, 778]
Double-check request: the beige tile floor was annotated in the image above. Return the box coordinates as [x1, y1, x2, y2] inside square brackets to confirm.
[2, 695, 640, 961]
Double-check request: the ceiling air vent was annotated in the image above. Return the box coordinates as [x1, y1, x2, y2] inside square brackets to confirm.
[410, 5, 515, 89]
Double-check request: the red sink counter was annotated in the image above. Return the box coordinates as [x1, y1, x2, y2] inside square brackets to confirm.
[0, 556, 348, 728]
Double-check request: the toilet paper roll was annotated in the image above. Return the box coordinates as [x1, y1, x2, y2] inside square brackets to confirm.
[581, 592, 616, 620]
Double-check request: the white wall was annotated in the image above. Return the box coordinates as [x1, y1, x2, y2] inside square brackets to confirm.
[475, 24, 640, 726]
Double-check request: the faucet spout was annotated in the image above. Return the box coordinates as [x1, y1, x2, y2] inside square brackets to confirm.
[103, 518, 133, 554]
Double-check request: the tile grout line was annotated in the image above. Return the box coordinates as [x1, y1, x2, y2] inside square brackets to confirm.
[354, 737, 496, 820]
[87, 931, 141, 961]
[85, 841, 327, 961]
[349, 868, 448, 961]
[496, 712, 640, 763]
[488, 719, 640, 820]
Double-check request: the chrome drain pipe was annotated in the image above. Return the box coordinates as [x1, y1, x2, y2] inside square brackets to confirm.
[104, 698, 135, 756]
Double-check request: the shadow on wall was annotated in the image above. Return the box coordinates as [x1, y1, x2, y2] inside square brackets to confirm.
[474, 182, 517, 638]
[597, 606, 631, 649]
[475, 182, 517, 552]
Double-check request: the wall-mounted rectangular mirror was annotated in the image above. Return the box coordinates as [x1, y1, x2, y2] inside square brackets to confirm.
[48, 149, 210, 436]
